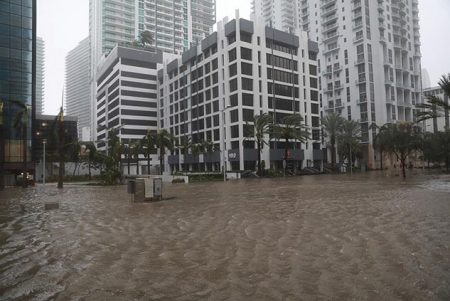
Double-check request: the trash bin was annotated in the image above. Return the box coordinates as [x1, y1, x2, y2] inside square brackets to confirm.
[127, 179, 135, 194]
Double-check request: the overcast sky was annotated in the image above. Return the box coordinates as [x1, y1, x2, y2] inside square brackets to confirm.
[38, 0, 450, 115]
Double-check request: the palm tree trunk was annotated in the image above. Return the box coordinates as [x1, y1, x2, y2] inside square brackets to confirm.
[159, 146, 164, 175]
[88, 158, 92, 180]
[127, 151, 130, 175]
[136, 157, 140, 175]
[284, 138, 289, 175]
[348, 143, 352, 174]
[147, 155, 150, 175]
[401, 154, 406, 179]
[331, 137, 336, 168]
[257, 139, 262, 176]
[380, 149, 383, 170]
[57, 118, 64, 189]
[22, 126, 27, 188]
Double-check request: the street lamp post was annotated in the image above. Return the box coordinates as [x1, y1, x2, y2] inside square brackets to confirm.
[222, 109, 226, 182]
[43, 139, 47, 184]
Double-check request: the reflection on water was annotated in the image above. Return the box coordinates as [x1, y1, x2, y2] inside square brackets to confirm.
[0, 172, 449, 300]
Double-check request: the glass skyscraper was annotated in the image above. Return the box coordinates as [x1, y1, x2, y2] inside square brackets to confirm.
[0, 0, 36, 184]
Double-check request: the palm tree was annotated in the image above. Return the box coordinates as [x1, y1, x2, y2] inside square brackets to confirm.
[131, 140, 142, 175]
[154, 129, 174, 175]
[321, 112, 345, 168]
[84, 142, 97, 180]
[178, 136, 192, 171]
[11, 100, 31, 187]
[272, 114, 310, 174]
[245, 113, 272, 176]
[56, 107, 65, 188]
[337, 120, 361, 173]
[140, 130, 156, 175]
[190, 142, 205, 171]
[416, 74, 450, 130]
[102, 127, 124, 183]
[71, 139, 82, 176]
[376, 122, 421, 178]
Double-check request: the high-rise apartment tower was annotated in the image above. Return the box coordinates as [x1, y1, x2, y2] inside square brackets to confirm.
[252, 0, 422, 168]
[36, 36, 44, 114]
[89, 0, 216, 62]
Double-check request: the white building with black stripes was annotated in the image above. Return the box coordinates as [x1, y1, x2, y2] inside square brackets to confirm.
[96, 45, 163, 174]
[158, 13, 322, 173]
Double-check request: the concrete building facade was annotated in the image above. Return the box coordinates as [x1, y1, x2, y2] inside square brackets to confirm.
[65, 37, 91, 140]
[96, 45, 163, 174]
[252, 0, 422, 168]
[158, 14, 321, 173]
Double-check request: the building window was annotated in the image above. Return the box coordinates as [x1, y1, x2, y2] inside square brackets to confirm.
[241, 62, 252, 76]
[229, 48, 237, 62]
[230, 78, 238, 92]
[242, 78, 253, 91]
[229, 63, 237, 77]
[241, 47, 252, 61]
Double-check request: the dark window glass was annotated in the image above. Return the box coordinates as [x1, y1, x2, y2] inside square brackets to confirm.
[230, 94, 238, 107]
[228, 48, 236, 62]
[229, 63, 237, 77]
[230, 109, 238, 123]
[240, 32, 252, 43]
[230, 78, 238, 92]
[242, 78, 253, 91]
[241, 62, 252, 76]
[242, 93, 253, 106]
[241, 47, 252, 60]
[242, 109, 254, 122]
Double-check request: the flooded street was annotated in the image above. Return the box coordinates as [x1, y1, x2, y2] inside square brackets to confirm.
[0, 172, 449, 300]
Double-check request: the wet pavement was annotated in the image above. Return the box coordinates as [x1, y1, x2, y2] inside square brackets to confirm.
[0, 171, 449, 300]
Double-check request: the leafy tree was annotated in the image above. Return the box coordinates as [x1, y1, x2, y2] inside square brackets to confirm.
[272, 114, 309, 173]
[337, 120, 361, 172]
[130, 30, 154, 48]
[377, 122, 421, 178]
[421, 130, 450, 170]
[321, 112, 345, 168]
[245, 113, 272, 176]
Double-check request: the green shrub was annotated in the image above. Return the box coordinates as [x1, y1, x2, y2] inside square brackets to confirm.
[172, 178, 185, 184]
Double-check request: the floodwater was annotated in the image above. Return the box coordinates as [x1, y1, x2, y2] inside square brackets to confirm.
[0, 172, 449, 300]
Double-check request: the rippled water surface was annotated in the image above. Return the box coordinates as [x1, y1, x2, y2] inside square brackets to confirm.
[0, 172, 449, 300]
